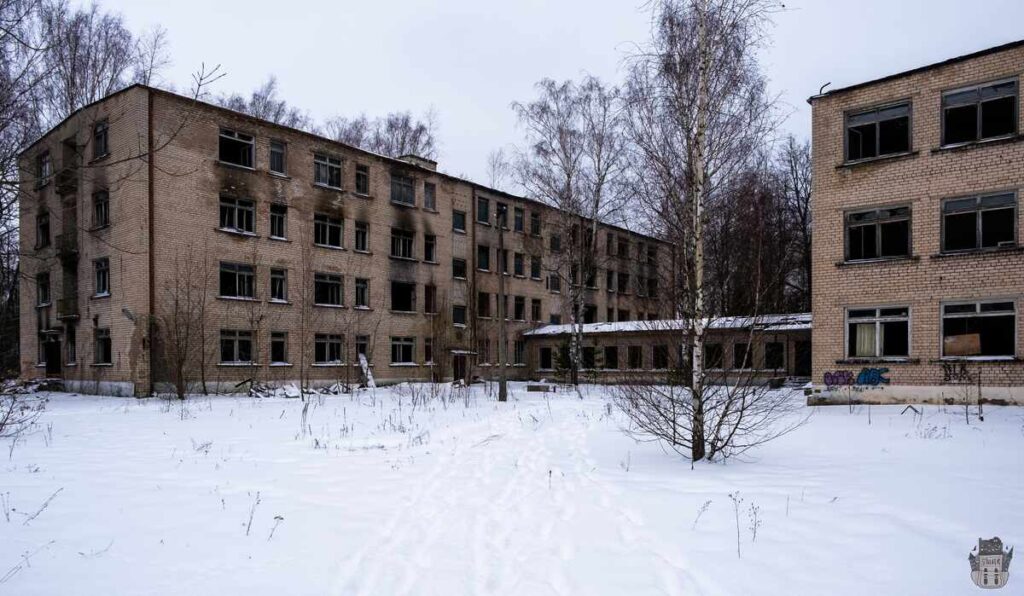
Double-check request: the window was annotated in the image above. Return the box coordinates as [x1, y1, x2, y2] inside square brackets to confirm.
[733, 343, 753, 369]
[514, 207, 524, 232]
[94, 328, 112, 364]
[549, 314, 562, 325]
[539, 347, 553, 369]
[845, 102, 910, 161]
[219, 129, 253, 168]
[391, 228, 415, 259]
[942, 193, 1016, 252]
[390, 281, 416, 312]
[452, 304, 467, 325]
[530, 256, 542, 280]
[514, 296, 525, 320]
[477, 291, 491, 318]
[36, 151, 51, 187]
[604, 346, 619, 369]
[582, 347, 596, 369]
[94, 257, 110, 296]
[653, 345, 669, 370]
[628, 345, 643, 369]
[618, 237, 629, 258]
[477, 245, 490, 271]
[548, 273, 561, 293]
[220, 330, 253, 364]
[765, 342, 785, 370]
[424, 338, 434, 365]
[498, 249, 509, 274]
[647, 245, 657, 265]
[845, 206, 910, 261]
[424, 284, 437, 314]
[424, 234, 436, 262]
[531, 298, 541, 322]
[477, 339, 491, 364]
[453, 210, 467, 232]
[846, 307, 910, 359]
[514, 252, 524, 276]
[36, 273, 50, 305]
[220, 197, 255, 234]
[606, 234, 615, 256]
[550, 234, 561, 252]
[606, 307, 615, 322]
[583, 304, 597, 324]
[477, 197, 490, 224]
[942, 80, 1017, 146]
[354, 221, 369, 252]
[617, 272, 630, 293]
[355, 335, 369, 358]
[647, 277, 659, 299]
[618, 309, 630, 322]
[424, 182, 436, 210]
[314, 154, 342, 188]
[514, 340, 525, 365]
[530, 212, 541, 236]
[355, 164, 370, 195]
[942, 301, 1015, 358]
[93, 120, 109, 159]
[705, 343, 724, 369]
[496, 203, 508, 228]
[65, 325, 76, 365]
[314, 213, 342, 248]
[270, 268, 288, 302]
[314, 273, 343, 306]
[391, 174, 415, 205]
[270, 332, 288, 364]
[269, 140, 286, 175]
[269, 204, 287, 239]
[315, 334, 343, 364]
[355, 278, 369, 308]
[36, 212, 50, 248]
[219, 262, 254, 299]
[606, 270, 615, 292]
[453, 258, 467, 279]
[391, 337, 415, 364]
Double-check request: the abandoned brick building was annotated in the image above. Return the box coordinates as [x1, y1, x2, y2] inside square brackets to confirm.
[18, 85, 672, 395]
[808, 40, 1024, 404]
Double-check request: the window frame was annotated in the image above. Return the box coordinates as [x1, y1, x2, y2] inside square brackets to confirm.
[269, 203, 287, 240]
[453, 257, 467, 280]
[844, 204, 912, 262]
[313, 213, 343, 248]
[424, 234, 437, 263]
[940, 299, 1016, 360]
[390, 228, 415, 260]
[219, 196, 256, 235]
[218, 128, 254, 169]
[940, 191, 1017, 254]
[390, 173, 416, 206]
[92, 120, 109, 159]
[477, 244, 490, 271]
[313, 272, 343, 306]
[313, 153, 342, 189]
[843, 100, 912, 163]
[941, 78, 1019, 147]
[424, 182, 437, 210]
[94, 328, 112, 365]
[93, 257, 110, 297]
[314, 333, 344, 365]
[92, 190, 110, 229]
[219, 329, 253, 364]
[844, 306, 912, 360]
[269, 140, 287, 175]
[36, 272, 51, 306]
[453, 210, 467, 233]
[355, 164, 370, 195]
[390, 281, 417, 313]
[452, 304, 467, 326]
[219, 261, 255, 300]
[390, 336, 416, 364]
[270, 331, 289, 365]
[269, 268, 288, 302]
[354, 221, 369, 252]
[477, 197, 490, 224]
[355, 277, 370, 308]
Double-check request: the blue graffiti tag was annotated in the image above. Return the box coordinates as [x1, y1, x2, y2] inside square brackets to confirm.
[823, 367, 890, 388]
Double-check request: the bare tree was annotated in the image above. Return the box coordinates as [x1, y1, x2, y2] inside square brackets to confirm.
[132, 25, 171, 88]
[217, 76, 312, 130]
[775, 135, 811, 312]
[485, 147, 512, 190]
[320, 109, 438, 158]
[154, 242, 209, 399]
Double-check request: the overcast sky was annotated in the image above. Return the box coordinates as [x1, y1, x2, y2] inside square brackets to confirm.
[104, 0, 1024, 183]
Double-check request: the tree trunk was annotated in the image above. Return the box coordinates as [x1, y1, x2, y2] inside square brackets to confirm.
[497, 209, 508, 402]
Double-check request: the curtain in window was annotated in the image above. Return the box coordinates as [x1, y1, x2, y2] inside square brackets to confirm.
[855, 323, 875, 357]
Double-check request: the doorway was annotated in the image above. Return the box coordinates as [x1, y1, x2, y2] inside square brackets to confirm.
[794, 340, 812, 377]
[452, 354, 467, 384]
[44, 338, 62, 376]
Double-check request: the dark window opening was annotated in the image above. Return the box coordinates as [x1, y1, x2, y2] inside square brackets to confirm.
[477, 291, 491, 317]
[391, 281, 416, 312]
[531, 256, 541, 280]
[628, 346, 643, 369]
[391, 337, 415, 364]
[942, 301, 1015, 357]
[314, 154, 342, 188]
[314, 213, 342, 247]
[452, 305, 466, 325]
[943, 80, 1017, 145]
[424, 284, 437, 314]
[315, 334, 343, 364]
[583, 304, 597, 324]
[514, 296, 525, 320]
[477, 197, 490, 224]
[514, 207, 524, 232]
[733, 343, 752, 369]
[424, 182, 436, 210]
[93, 120, 109, 159]
[846, 103, 910, 161]
[219, 129, 253, 168]
[453, 258, 467, 279]
[355, 278, 369, 307]
[220, 329, 252, 363]
[354, 221, 368, 252]
[846, 206, 910, 260]
[765, 342, 785, 370]
[604, 346, 618, 369]
[93, 191, 109, 228]
[270, 332, 288, 364]
[530, 212, 541, 236]
[582, 347, 596, 369]
[314, 273, 343, 306]
[540, 347, 553, 369]
[269, 140, 286, 175]
[847, 307, 910, 359]
[219, 262, 254, 299]
[453, 210, 466, 232]
[477, 245, 490, 271]
[219, 197, 255, 233]
[391, 174, 415, 205]
[653, 345, 669, 370]
[269, 204, 287, 239]
[942, 193, 1016, 252]
[355, 164, 370, 195]
[705, 343, 724, 369]
[270, 268, 287, 301]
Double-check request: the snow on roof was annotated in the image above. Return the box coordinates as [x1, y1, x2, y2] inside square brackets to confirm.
[523, 313, 811, 337]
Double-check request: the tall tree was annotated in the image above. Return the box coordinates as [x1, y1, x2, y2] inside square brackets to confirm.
[321, 110, 439, 159]
[775, 135, 811, 312]
[217, 76, 311, 130]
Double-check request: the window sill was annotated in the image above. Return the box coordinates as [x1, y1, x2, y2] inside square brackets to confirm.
[835, 255, 919, 267]
[453, 276, 467, 281]
[837, 150, 919, 169]
[217, 362, 257, 367]
[314, 303, 346, 309]
[268, 299, 291, 305]
[216, 161, 256, 173]
[312, 183, 344, 192]
[835, 358, 919, 365]
[353, 306, 372, 311]
[353, 249, 372, 255]
[91, 293, 110, 300]
[352, 192, 373, 200]
[478, 268, 491, 273]
[311, 363, 346, 368]
[933, 356, 1021, 363]
[270, 362, 293, 367]
[932, 133, 1024, 154]
[390, 201, 417, 209]
[268, 236, 291, 243]
[88, 153, 111, 165]
[91, 363, 113, 367]
[89, 224, 110, 233]
[390, 310, 418, 315]
[37, 302, 52, 309]
[930, 246, 1023, 260]
[389, 255, 418, 263]
[218, 296, 257, 302]
[423, 260, 439, 266]
[268, 171, 290, 179]
[423, 208, 439, 214]
[389, 362, 419, 367]
[216, 227, 257, 238]
[453, 323, 467, 328]
[314, 244, 345, 251]
[453, 229, 467, 235]
[65, 363, 78, 367]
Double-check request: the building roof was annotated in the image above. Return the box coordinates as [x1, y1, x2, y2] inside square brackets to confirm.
[523, 313, 811, 337]
[807, 38, 1024, 103]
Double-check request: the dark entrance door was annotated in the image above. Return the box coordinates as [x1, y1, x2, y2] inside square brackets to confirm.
[794, 340, 811, 377]
[44, 339, 62, 376]
[452, 354, 466, 383]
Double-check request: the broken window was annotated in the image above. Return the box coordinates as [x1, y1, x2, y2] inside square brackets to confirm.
[314, 273, 343, 306]
[477, 291, 491, 318]
[453, 210, 467, 233]
[355, 278, 369, 308]
[845, 102, 910, 161]
[845, 206, 910, 261]
[583, 304, 597, 324]
[390, 281, 416, 312]
[424, 284, 437, 314]
[942, 80, 1017, 146]
[647, 245, 657, 265]
[314, 154, 342, 188]
[220, 329, 253, 363]
[705, 343, 724, 369]
[390, 337, 415, 364]
[270, 332, 288, 364]
[453, 258, 467, 279]
[269, 204, 287, 239]
[452, 304, 466, 325]
[36, 272, 50, 305]
[219, 197, 255, 234]
[354, 221, 369, 252]
[94, 257, 110, 296]
[477, 244, 490, 271]
[628, 345, 643, 369]
[269, 140, 286, 175]
[93, 120, 109, 159]
[315, 334, 343, 364]
[391, 174, 415, 205]
[548, 273, 561, 293]
[733, 343, 753, 369]
[942, 193, 1016, 252]
[514, 296, 525, 320]
[653, 345, 669, 369]
[513, 252, 524, 276]
[531, 256, 542, 280]
[477, 197, 490, 224]
[604, 346, 618, 369]
[531, 298, 541, 322]
[270, 268, 287, 302]
[582, 347, 596, 369]
[390, 228, 414, 259]
[530, 212, 541, 236]
[36, 212, 50, 248]
[514, 207, 524, 232]
[539, 347, 553, 369]
[355, 164, 370, 195]
[219, 262, 254, 299]
[424, 182, 436, 210]
[942, 301, 1015, 358]
[93, 191, 109, 228]
[314, 213, 342, 248]
[424, 234, 436, 262]
[765, 342, 785, 370]
[496, 202, 508, 228]
[846, 307, 909, 359]
[219, 129, 254, 168]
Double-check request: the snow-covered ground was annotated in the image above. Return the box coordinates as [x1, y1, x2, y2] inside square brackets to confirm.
[1, 383, 1021, 595]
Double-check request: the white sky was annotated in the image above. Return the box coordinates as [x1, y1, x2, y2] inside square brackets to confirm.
[105, 0, 1024, 183]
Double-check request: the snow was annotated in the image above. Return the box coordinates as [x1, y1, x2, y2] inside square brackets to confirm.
[524, 312, 812, 336]
[1, 383, 1021, 595]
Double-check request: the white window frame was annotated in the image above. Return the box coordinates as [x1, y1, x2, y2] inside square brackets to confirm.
[844, 306, 911, 360]
[940, 299, 1017, 360]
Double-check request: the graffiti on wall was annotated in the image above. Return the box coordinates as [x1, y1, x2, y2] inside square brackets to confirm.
[823, 367, 891, 389]
[941, 362, 974, 384]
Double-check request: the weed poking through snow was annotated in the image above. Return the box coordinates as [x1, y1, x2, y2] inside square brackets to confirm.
[692, 499, 712, 530]
[728, 492, 743, 558]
